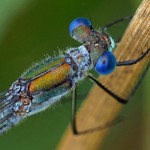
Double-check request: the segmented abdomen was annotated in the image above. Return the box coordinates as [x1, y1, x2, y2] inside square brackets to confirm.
[0, 45, 91, 134]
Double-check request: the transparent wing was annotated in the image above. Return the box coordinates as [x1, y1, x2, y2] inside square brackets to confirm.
[0, 90, 23, 135]
[0, 90, 13, 123]
[0, 90, 14, 113]
[0, 90, 9, 102]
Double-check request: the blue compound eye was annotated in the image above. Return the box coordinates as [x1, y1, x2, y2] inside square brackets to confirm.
[95, 51, 116, 75]
[69, 18, 92, 35]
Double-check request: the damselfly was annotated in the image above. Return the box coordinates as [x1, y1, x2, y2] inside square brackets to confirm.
[0, 17, 149, 135]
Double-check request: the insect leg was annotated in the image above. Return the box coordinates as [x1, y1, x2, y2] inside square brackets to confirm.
[116, 48, 150, 66]
[71, 82, 126, 135]
[71, 84, 78, 134]
[87, 74, 127, 104]
[87, 48, 149, 105]
[101, 16, 132, 31]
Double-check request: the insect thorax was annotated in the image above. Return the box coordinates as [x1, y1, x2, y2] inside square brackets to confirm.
[65, 45, 92, 82]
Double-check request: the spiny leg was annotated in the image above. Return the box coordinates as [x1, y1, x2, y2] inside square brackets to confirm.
[116, 48, 150, 66]
[87, 61, 149, 106]
[87, 74, 128, 104]
[71, 49, 149, 135]
[101, 16, 132, 32]
[71, 83, 124, 135]
[128, 61, 150, 99]
[116, 47, 150, 100]
[87, 47, 149, 104]
[71, 84, 78, 134]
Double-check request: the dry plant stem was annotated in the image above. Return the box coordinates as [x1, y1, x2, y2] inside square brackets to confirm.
[57, 0, 150, 149]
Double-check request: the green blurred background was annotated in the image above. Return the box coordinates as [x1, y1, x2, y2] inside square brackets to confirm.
[0, 0, 149, 150]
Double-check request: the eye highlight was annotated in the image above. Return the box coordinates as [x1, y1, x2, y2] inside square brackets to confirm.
[94, 51, 116, 75]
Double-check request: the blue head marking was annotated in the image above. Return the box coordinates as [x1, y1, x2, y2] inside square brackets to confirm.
[69, 18, 92, 35]
[95, 51, 116, 75]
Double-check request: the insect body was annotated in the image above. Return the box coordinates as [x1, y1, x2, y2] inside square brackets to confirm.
[0, 17, 149, 134]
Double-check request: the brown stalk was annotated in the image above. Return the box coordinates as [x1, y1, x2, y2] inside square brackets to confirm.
[57, 0, 150, 149]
